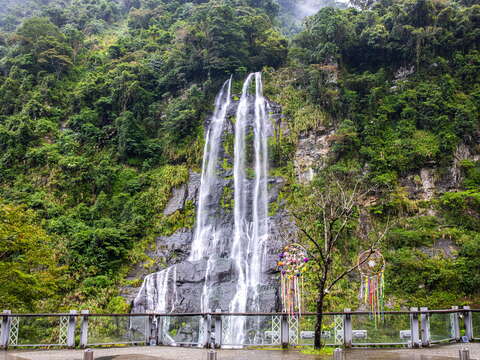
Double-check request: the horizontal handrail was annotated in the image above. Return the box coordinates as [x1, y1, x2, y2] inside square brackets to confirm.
[0, 306, 475, 350]
[1, 308, 472, 317]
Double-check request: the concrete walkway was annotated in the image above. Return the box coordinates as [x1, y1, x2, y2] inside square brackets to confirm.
[5, 348, 319, 360]
[1, 343, 479, 360]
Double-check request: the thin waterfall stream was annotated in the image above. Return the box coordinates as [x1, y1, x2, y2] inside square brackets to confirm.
[228, 72, 270, 345]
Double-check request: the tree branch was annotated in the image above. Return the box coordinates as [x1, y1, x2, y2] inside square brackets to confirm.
[290, 212, 327, 267]
[325, 247, 375, 293]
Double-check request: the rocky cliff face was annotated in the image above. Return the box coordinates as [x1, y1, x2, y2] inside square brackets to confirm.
[399, 142, 480, 203]
[294, 127, 335, 183]
[125, 98, 293, 313]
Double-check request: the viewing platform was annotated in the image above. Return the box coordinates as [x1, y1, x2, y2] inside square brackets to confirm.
[2, 343, 480, 360]
[1, 308, 479, 351]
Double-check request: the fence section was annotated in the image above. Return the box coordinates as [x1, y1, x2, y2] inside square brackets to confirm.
[0, 311, 77, 348]
[429, 312, 455, 343]
[85, 315, 147, 346]
[472, 310, 480, 340]
[220, 314, 282, 347]
[0, 308, 478, 349]
[351, 312, 411, 346]
[159, 315, 204, 346]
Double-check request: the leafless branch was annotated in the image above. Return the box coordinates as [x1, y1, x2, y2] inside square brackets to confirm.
[325, 217, 392, 293]
[280, 213, 327, 268]
[325, 247, 374, 293]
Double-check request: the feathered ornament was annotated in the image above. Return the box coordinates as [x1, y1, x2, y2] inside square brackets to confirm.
[358, 249, 385, 325]
[277, 243, 309, 317]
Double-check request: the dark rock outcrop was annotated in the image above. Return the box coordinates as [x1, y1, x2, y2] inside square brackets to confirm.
[128, 97, 292, 314]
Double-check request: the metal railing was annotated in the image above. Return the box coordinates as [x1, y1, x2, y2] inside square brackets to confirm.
[0, 307, 478, 349]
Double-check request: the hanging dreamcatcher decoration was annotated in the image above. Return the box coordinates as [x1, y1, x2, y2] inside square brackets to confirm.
[358, 249, 385, 324]
[277, 243, 309, 317]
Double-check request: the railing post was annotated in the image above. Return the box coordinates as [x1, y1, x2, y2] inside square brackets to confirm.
[157, 316, 164, 345]
[420, 307, 430, 347]
[0, 310, 11, 349]
[214, 309, 222, 348]
[80, 310, 89, 348]
[334, 348, 344, 360]
[410, 307, 420, 348]
[83, 349, 94, 360]
[343, 309, 352, 348]
[459, 347, 471, 360]
[451, 306, 460, 341]
[146, 314, 157, 346]
[203, 309, 212, 348]
[67, 310, 77, 348]
[464, 306, 473, 341]
[281, 314, 289, 349]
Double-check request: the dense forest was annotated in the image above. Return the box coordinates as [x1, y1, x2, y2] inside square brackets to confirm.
[0, 0, 479, 313]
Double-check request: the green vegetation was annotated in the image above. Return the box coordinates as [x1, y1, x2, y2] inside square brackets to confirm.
[0, 0, 287, 311]
[0, 202, 63, 312]
[301, 347, 334, 356]
[266, 0, 480, 311]
[0, 0, 479, 315]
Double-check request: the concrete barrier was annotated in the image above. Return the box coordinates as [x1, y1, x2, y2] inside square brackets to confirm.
[83, 349, 94, 360]
[207, 350, 217, 360]
[352, 330, 367, 339]
[459, 348, 470, 360]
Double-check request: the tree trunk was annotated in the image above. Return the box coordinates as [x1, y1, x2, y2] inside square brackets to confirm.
[314, 287, 325, 349]
[315, 261, 329, 349]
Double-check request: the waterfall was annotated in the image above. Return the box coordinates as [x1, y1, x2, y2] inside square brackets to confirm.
[192, 77, 232, 312]
[133, 78, 232, 314]
[189, 78, 232, 262]
[228, 72, 269, 344]
[250, 72, 269, 311]
[133, 73, 271, 346]
[133, 266, 177, 313]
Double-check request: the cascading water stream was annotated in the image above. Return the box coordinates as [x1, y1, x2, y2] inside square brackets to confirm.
[228, 72, 269, 345]
[133, 74, 271, 346]
[189, 78, 232, 262]
[193, 78, 232, 313]
[249, 72, 269, 311]
[133, 266, 177, 313]
[133, 78, 231, 314]
[229, 74, 254, 330]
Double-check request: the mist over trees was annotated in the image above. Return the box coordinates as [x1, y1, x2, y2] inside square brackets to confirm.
[277, 0, 348, 34]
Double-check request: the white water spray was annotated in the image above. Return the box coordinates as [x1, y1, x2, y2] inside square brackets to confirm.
[190, 78, 232, 262]
[250, 72, 269, 310]
[133, 266, 176, 312]
[228, 72, 270, 344]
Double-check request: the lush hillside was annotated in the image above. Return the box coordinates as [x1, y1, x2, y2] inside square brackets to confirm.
[0, 0, 479, 312]
[265, 0, 480, 309]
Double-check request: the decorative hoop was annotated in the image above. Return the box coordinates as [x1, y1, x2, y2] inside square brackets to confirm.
[357, 249, 385, 277]
[277, 243, 309, 278]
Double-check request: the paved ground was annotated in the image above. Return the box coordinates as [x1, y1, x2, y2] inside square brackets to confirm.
[4, 348, 320, 360]
[1, 343, 478, 360]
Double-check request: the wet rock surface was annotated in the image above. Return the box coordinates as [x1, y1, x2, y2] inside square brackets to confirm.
[294, 128, 335, 184]
[154, 229, 192, 266]
[131, 199, 292, 313]
[163, 185, 187, 216]
[131, 96, 291, 315]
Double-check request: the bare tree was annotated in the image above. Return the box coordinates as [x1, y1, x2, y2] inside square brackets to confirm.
[289, 171, 388, 349]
